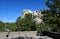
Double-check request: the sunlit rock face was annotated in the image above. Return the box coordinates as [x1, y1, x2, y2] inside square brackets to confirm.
[22, 9, 33, 14]
[21, 9, 33, 18]
[33, 11, 38, 16]
[33, 10, 43, 24]
[34, 17, 43, 24]
[21, 9, 43, 24]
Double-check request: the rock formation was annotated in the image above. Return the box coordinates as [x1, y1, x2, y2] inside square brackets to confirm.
[21, 9, 43, 24]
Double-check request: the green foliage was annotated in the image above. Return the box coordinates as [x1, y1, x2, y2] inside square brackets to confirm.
[0, 20, 17, 32]
[0, 21, 5, 31]
[36, 23, 50, 31]
[16, 13, 36, 31]
[41, 0, 60, 33]
[42, 10, 58, 32]
[6, 23, 17, 31]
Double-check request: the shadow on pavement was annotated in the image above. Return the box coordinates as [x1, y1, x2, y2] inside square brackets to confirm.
[11, 37, 32, 39]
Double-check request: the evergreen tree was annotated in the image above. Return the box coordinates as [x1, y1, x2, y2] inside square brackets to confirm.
[42, 0, 60, 32]
[16, 13, 36, 31]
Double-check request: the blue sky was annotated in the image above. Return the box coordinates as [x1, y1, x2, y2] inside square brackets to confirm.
[0, 0, 48, 22]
